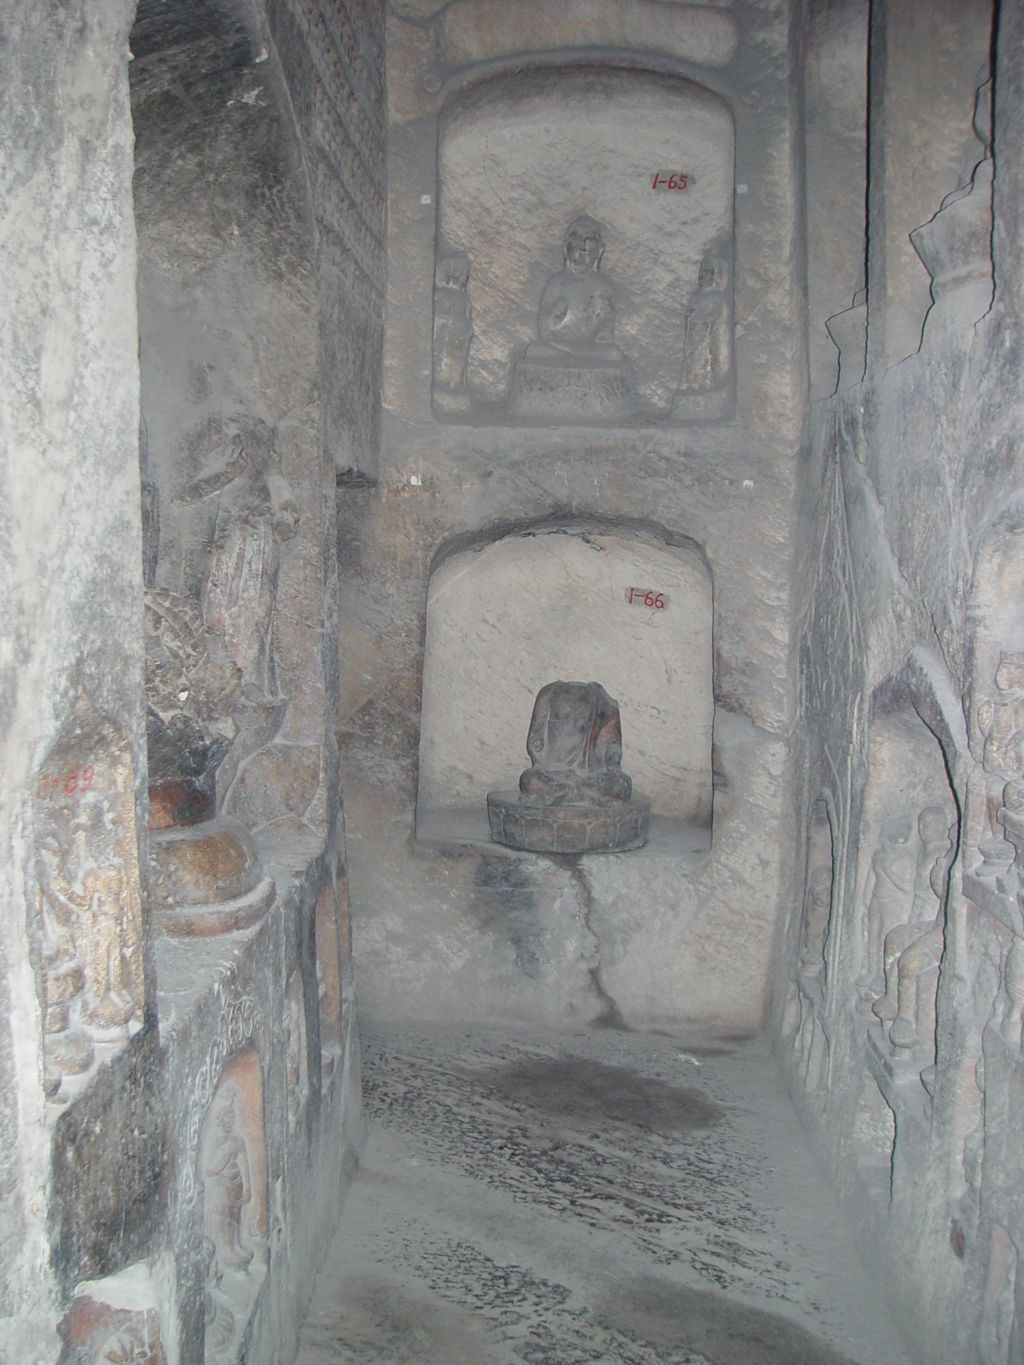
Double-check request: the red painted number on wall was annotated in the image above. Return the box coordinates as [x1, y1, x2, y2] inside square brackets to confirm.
[626, 588, 667, 609]
[41, 765, 96, 796]
[651, 172, 689, 191]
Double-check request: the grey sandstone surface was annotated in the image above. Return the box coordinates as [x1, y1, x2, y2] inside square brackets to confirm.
[2, 0, 1024, 1361]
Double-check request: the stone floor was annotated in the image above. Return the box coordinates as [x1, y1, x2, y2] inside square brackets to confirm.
[295, 1019, 908, 1364]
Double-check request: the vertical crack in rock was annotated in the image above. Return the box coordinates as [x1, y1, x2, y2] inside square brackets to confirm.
[564, 859, 628, 1031]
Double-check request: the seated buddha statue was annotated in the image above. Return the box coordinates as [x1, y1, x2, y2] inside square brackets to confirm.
[510, 216, 635, 422]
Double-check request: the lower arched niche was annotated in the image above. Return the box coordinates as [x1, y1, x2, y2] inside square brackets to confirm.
[416, 523, 713, 853]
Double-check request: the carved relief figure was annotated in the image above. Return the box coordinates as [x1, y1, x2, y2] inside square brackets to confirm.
[197, 1055, 267, 1364]
[202, 1087, 255, 1273]
[39, 817, 139, 1032]
[37, 836, 94, 1095]
[510, 216, 635, 421]
[178, 417, 297, 705]
[432, 250, 474, 413]
[679, 252, 731, 394]
[860, 814, 916, 990]
[871, 806, 955, 1052]
[34, 703, 145, 1096]
[976, 652, 1024, 871]
[487, 681, 649, 853]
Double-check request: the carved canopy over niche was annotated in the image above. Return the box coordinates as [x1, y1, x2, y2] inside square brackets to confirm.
[433, 67, 735, 425]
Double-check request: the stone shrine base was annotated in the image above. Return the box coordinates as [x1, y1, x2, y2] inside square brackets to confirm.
[509, 349, 635, 423]
[487, 791, 650, 853]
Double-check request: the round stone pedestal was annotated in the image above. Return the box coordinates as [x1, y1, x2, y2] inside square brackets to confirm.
[149, 815, 275, 936]
[487, 791, 650, 854]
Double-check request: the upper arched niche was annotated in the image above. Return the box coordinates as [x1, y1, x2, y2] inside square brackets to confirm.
[432, 66, 735, 425]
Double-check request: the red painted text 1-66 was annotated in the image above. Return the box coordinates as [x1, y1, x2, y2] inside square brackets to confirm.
[626, 588, 667, 609]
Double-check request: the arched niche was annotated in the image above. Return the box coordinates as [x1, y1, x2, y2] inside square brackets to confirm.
[433, 65, 734, 423]
[417, 522, 713, 849]
[850, 654, 965, 1080]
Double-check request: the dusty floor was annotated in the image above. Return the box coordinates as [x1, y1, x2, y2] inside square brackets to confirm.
[296, 1019, 908, 1364]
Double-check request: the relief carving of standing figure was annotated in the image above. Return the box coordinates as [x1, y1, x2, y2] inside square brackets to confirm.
[860, 814, 916, 991]
[679, 253, 731, 394]
[872, 805, 955, 1051]
[432, 250, 474, 413]
[976, 652, 1024, 871]
[203, 1089, 254, 1273]
[179, 418, 298, 707]
[37, 801, 140, 1035]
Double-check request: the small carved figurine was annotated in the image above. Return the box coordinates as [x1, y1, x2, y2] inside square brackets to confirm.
[202, 1088, 254, 1274]
[860, 814, 916, 990]
[976, 652, 1024, 871]
[680, 253, 730, 394]
[432, 250, 474, 411]
[872, 805, 955, 1052]
[38, 806, 140, 1035]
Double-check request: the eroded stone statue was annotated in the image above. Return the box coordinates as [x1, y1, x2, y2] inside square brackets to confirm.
[510, 216, 635, 422]
[872, 805, 955, 1052]
[432, 250, 474, 414]
[179, 417, 297, 706]
[679, 252, 731, 395]
[860, 814, 915, 991]
[34, 702, 145, 1097]
[144, 589, 275, 936]
[488, 681, 649, 853]
[976, 652, 1024, 873]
